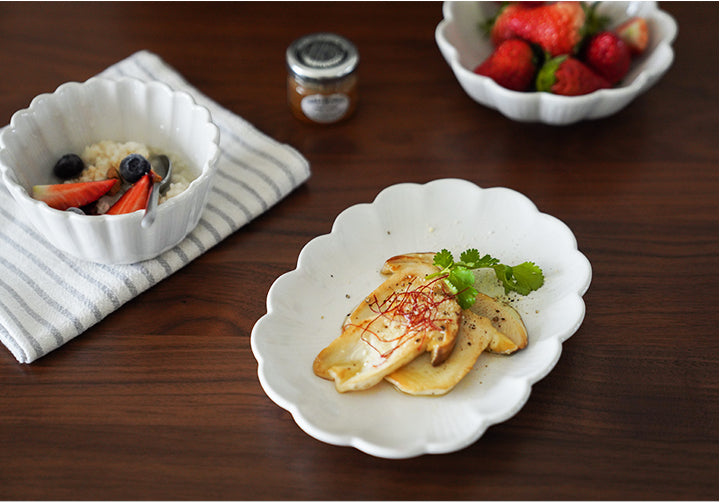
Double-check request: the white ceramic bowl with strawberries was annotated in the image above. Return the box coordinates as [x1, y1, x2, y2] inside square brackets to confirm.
[435, 1, 678, 125]
[0, 77, 220, 264]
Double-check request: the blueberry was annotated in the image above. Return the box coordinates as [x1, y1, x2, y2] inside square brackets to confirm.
[53, 153, 85, 180]
[119, 154, 151, 184]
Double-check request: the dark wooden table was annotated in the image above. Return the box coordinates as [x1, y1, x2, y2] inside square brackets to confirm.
[0, 2, 717, 500]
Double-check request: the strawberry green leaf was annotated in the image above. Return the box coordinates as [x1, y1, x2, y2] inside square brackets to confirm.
[536, 55, 566, 92]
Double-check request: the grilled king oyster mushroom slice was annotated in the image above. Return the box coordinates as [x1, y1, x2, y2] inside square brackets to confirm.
[314, 262, 462, 392]
[385, 310, 497, 396]
[380, 252, 436, 274]
[381, 252, 528, 355]
[468, 292, 527, 354]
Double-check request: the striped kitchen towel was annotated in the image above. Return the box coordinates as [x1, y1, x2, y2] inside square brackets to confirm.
[0, 50, 311, 363]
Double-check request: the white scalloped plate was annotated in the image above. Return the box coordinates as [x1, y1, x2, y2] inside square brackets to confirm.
[251, 179, 592, 458]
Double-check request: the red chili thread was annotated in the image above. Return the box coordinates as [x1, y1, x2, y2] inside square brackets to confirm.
[347, 275, 457, 362]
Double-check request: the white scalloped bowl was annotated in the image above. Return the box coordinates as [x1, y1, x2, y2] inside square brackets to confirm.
[436, 1, 678, 125]
[0, 77, 220, 264]
[251, 179, 592, 458]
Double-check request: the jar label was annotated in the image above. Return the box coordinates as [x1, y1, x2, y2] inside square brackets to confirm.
[301, 93, 350, 123]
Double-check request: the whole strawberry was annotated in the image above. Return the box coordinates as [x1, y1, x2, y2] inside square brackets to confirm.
[474, 39, 538, 91]
[536, 55, 611, 96]
[583, 31, 631, 85]
[490, 1, 586, 57]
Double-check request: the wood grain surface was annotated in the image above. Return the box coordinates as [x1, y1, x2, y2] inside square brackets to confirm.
[0, 2, 717, 500]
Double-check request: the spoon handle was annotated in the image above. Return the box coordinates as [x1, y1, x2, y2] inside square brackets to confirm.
[141, 182, 160, 228]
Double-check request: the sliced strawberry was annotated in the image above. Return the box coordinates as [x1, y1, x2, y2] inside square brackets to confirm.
[106, 174, 152, 215]
[32, 179, 118, 211]
[615, 17, 649, 55]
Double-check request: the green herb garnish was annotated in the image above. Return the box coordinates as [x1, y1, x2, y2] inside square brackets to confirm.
[428, 248, 544, 309]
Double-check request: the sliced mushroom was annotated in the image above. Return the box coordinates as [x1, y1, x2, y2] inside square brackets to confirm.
[314, 263, 462, 392]
[381, 252, 529, 355]
[469, 292, 528, 354]
[380, 252, 436, 275]
[313, 321, 428, 392]
[385, 311, 495, 396]
[350, 261, 461, 366]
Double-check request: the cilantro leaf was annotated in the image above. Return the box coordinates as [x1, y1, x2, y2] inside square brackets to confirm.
[430, 249, 545, 309]
[459, 248, 481, 267]
[476, 253, 500, 268]
[493, 261, 545, 295]
[449, 267, 476, 293]
[455, 285, 479, 310]
[433, 249, 454, 270]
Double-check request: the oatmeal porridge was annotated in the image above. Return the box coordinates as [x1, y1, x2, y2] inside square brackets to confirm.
[32, 139, 199, 215]
[76, 140, 195, 204]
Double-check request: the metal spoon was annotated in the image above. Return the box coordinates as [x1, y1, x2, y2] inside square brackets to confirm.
[141, 154, 172, 228]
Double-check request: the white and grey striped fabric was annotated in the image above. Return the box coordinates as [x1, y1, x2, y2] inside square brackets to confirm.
[0, 50, 311, 363]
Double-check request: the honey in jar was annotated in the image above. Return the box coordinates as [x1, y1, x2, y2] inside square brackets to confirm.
[286, 33, 359, 124]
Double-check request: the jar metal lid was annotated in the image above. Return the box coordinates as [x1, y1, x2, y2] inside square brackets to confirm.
[286, 33, 359, 82]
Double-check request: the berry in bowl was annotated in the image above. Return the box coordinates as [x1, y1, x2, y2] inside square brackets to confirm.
[0, 77, 220, 264]
[435, 1, 678, 125]
[34, 141, 193, 216]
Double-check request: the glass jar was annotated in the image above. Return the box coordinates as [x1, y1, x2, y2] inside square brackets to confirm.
[286, 33, 359, 124]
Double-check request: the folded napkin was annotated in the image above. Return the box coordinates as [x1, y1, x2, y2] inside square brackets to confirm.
[0, 50, 310, 363]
